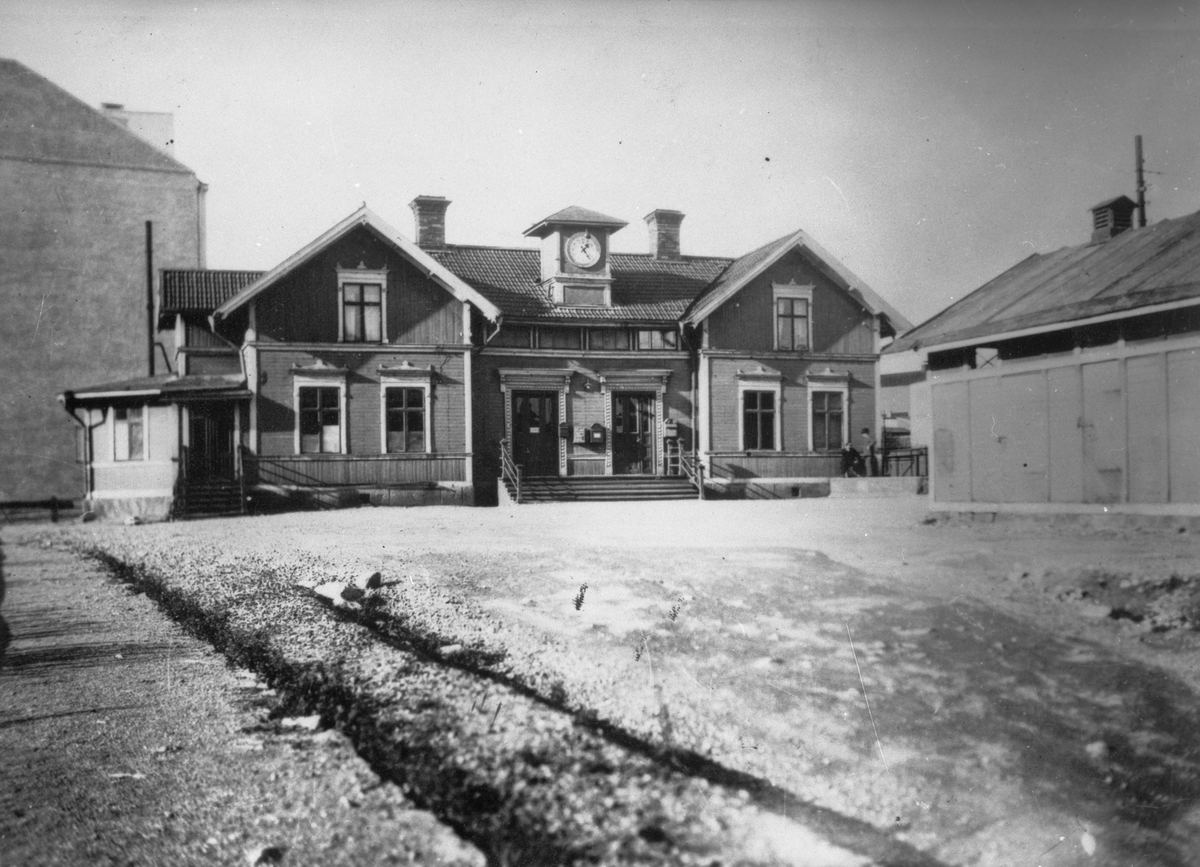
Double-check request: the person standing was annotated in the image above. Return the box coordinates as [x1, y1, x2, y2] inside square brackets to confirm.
[860, 427, 879, 477]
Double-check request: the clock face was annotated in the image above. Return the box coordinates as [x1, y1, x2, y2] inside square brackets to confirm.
[565, 231, 602, 268]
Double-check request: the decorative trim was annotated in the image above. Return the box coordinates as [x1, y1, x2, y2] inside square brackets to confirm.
[337, 263, 389, 344]
[737, 379, 782, 452]
[773, 281, 814, 351]
[378, 380, 432, 455]
[499, 369, 571, 477]
[293, 370, 348, 455]
[806, 374, 850, 453]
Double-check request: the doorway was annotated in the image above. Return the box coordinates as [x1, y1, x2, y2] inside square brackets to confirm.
[612, 392, 655, 475]
[511, 391, 560, 477]
[187, 402, 236, 480]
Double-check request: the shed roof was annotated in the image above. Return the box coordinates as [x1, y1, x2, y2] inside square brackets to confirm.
[0, 57, 194, 175]
[888, 208, 1200, 354]
[60, 373, 248, 405]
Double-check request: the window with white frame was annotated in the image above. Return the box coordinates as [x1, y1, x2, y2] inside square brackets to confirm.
[382, 386, 428, 453]
[810, 390, 846, 451]
[338, 267, 388, 343]
[773, 283, 813, 351]
[113, 406, 145, 461]
[296, 384, 345, 454]
[742, 391, 777, 450]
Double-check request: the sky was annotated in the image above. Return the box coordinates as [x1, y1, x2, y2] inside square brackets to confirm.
[2, 0, 1199, 327]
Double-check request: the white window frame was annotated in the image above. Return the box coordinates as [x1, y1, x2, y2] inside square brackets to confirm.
[378, 376, 433, 455]
[112, 404, 148, 462]
[337, 265, 388, 344]
[293, 374, 348, 455]
[773, 282, 814, 352]
[736, 378, 782, 452]
[807, 385, 850, 452]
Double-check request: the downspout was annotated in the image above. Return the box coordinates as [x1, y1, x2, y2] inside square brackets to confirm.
[59, 393, 103, 502]
[146, 221, 155, 376]
[484, 314, 504, 345]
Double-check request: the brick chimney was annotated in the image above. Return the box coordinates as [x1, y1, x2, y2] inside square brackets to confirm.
[1090, 195, 1136, 243]
[409, 196, 451, 248]
[644, 209, 684, 259]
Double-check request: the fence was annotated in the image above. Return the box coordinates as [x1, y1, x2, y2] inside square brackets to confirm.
[0, 498, 80, 523]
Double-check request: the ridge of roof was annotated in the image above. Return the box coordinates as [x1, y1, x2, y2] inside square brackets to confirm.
[0, 57, 196, 175]
[888, 208, 1200, 354]
[213, 205, 503, 323]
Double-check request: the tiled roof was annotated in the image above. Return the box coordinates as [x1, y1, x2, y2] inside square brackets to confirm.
[162, 270, 264, 313]
[0, 58, 193, 174]
[428, 246, 732, 322]
[684, 232, 797, 317]
[888, 208, 1200, 353]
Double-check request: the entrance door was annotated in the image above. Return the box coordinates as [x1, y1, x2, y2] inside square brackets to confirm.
[612, 392, 655, 475]
[187, 403, 236, 480]
[511, 391, 559, 476]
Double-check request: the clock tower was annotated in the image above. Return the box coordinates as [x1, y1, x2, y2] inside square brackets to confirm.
[523, 206, 628, 307]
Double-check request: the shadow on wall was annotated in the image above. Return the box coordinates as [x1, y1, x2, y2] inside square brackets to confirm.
[1, 541, 9, 663]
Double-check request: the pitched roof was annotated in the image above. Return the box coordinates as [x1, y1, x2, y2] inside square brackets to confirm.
[427, 246, 732, 322]
[682, 230, 913, 333]
[0, 58, 194, 175]
[523, 206, 629, 237]
[162, 270, 264, 315]
[214, 206, 503, 323]
[888, 209, 1200, 354]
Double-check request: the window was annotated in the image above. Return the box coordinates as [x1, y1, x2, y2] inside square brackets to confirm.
[384, 387, 426, 453]
[587, 328, 630, 351]
[338, 266, 388, 343]
[811, 391, 844, 451]
[636, 329, 678, 351]
[298, 386, 342, 453]
[742, 391, 776, 450]
[773, 282, 813, 351]
[538, 327, 582, 350]
[342, 283, 383, 342]
[114, 406, 144, 461]
[492, 325, 533, 348]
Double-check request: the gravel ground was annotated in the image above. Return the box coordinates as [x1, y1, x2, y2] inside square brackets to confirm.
[0, 533, 484, 866]
[8, 496, 1200, 866]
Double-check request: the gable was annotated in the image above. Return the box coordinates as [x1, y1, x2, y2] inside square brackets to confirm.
[254, 224, 462, 345]
[705, 248, 877, 354]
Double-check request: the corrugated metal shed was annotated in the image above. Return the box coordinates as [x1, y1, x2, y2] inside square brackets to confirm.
[889, 209, 1200, 353]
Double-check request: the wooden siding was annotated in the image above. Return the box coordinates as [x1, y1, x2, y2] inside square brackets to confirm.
[247, 454, 466, 487]
[931, 339, 1200, 506]
[255, 348, 466, 456]
[706, 355, 875, 454]
[709, 452, 841, 479]
[255, 225, 462, 345]
[706, 249, 875, 354]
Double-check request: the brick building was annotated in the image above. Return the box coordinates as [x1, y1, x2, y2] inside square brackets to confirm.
[0, 58, 206, 500]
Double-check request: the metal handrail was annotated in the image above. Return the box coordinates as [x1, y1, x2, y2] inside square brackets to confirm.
[679, 451, 705, 500]
[498, 438, 522, 504]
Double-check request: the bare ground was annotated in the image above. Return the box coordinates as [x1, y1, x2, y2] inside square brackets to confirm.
[6, 495, 1200, 866]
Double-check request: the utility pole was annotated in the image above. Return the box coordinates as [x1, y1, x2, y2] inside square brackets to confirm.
[1135, 135, 1147, 229]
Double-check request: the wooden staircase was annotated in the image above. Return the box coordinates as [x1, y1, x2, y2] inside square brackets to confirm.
[174, 478, 244, 518]
[507, 475, 699, 504]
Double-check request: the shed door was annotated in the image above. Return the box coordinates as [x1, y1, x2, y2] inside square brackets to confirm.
[1081, 360, 1124, 504]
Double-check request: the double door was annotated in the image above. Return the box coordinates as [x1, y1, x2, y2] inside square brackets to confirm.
[612, 392, 655, 475]
[511, 391, 560, 476]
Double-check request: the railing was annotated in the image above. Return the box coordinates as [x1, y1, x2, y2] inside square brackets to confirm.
[883, 446, 928, 478]
[242, 453, 467, 487]
[679, 451, 705, 500]
[498, 438, 522, 504]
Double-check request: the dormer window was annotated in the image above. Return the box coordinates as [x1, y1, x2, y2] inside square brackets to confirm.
[338, 265, 388, 343]
[774, 282, 813, 351]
